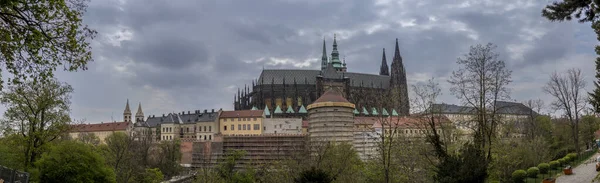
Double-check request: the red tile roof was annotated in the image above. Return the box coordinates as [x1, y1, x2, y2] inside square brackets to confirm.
[220, 110, 264, 118]
[313, 89, 350, 103]
[70, 121, 131, 132]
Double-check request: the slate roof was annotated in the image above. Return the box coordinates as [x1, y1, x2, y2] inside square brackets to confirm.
[257, 69, 390, 88]
[432, 101, 536, 115]
[220, 110, 264, 118]
[144, 110, 219, 127]
[70, 121, 131, 132]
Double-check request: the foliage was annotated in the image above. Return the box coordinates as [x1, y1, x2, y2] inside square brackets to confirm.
[136, 168, 164, 183]
[549, 161, 559, 169]
[567, 153, 577, 160]
[488, 137, 551, 182]
[295, 167, 333, 183]
[511, 169, 527, 183]
[526, 167, 539, 178]
[563, 156, 571, 163]
[77, 132, 100, 146]
[558, 158, 566, 166]
[0, 0, 96, 88]
[34, 140, 115, 183]
[538, 163, 550, 174]
[156, 139, 182, 178]
[579, 115, 600, 149]
[433, 142, 488, 183]
[0, 78, 73, 171]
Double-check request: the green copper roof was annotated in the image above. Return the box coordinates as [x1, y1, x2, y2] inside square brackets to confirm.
[391, 109, 399, 116]
[382, 108, 389, 116]
[353, 108, 359, 115]
[371, 107, 379, 115]
[330, 34, 342, 68]
[251, 106, 258, 110]
[362, 107, 369, 115]
[298, 105, 308, 113]
[286, 105, 295, 113]
[274, 105, 283, 114]
[263, 105, 271, 116]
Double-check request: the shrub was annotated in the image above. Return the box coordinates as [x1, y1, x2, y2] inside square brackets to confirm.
[527, 167, 540, 178]
[567, 153, 577, 160]
[512, 169, 527, 183]
[549, 161, 559, 169]
[538, 163, 550, 174]
[558, 158, 565, 166]
[563, 156, 571, 163]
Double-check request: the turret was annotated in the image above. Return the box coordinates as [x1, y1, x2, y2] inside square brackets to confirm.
[379, 48, 389, 76]
[330, 34, 344, 71]
[135, 102, 144, 122]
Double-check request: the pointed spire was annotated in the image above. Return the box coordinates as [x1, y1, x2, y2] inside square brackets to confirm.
[321, 38, 328, 70]
[124, 99, 131, 114]
[380, 48, 389, 76]
[330, 34, 342, 69]
[362, 106, 370, 116]
[264, 105, 271, 116]
[382, 108, 389, 116]
[298, 105, 307, 114]
[136, 102, 143, 116]
[274, 105, 283, 114]
[286, 105, 295, 113]
[371, 107, 379, 116]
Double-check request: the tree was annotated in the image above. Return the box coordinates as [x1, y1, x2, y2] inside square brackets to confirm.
[0, 0, 96, 88]
[447, 43, 512, 164]
[34, 140, 116, 183]
[156, 139, 182, 179]
[135, 168, 164, 183]
[523, 99, 545, 138]
[102, 132, 135, 183]
[541, 1, 600, 114]
[295, 167, 333, 183]
[579, 115, 599, 149]
[0, 78, 73, 171]
[544, 68, 586, 155]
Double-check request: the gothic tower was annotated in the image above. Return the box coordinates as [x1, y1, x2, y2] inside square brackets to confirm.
[321, 38, 328, 70]
[379, 48, 389, 76]
[389, 39, 410, 116]
[135, 102, 144, 122]
[330, 34, 345, 72]
[123, 99, 132, 122]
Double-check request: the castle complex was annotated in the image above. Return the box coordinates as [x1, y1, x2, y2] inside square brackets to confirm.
[234, 35, 410, 117]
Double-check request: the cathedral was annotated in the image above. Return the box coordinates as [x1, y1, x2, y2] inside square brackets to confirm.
[234, 35, 410, 117]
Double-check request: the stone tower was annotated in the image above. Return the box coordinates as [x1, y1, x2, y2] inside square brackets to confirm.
[135, 102, 144, 122]
[379, 48, 389, 76]
[389, 39, 410, 116]
[123, 99, 132, 122]
[307, 89, 355, 152]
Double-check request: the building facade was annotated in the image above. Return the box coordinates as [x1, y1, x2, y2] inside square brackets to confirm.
[69, 121, 133, 144]
[262, 118, 303, 134]
[219, 110, 264, 135]
[234, 36, 410, 117]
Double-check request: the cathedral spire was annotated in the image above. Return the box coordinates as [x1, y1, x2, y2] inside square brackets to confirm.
[380, 48, 389, 76]
[330, 34, 342, 70]
[390, 38, 409, 116]
[321, 38, 328, 70]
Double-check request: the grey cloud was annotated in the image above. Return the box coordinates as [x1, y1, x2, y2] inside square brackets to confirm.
[122, 37, 209, 70]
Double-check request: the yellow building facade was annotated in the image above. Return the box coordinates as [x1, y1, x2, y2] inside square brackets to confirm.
[219, 110, 264, 135]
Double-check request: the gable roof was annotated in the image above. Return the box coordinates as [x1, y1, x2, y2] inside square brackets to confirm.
[220, 110, 264, 118]
[70, 121, 131, 132]
[432, 101, 536, 115]
[144, 110, 220, 127]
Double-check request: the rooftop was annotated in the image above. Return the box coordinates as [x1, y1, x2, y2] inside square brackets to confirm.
[221, 110, 264, 118]
[70, 121, 131, 132]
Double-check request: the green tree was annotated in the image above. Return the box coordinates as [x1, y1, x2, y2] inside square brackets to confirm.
[101, 132, 135, 183]
[0, 78, 73, 171]
[34, 140, 116, 183]
[295, 167, 333, 183]
[542, 0, 600, 114]
[135, 168, 164, 183]
[579, 115, 599, 149]
[77, 132, 100, 146]
[0, 0, 96, 88]
[156, 139, 182, 179]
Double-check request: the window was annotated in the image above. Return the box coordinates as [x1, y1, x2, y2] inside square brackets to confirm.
[204, 126, 206, 132]
[194, 126, 197, 132]
[186, 127, 189, 132]
[209, 126, 212, 132]
[224, 126, 227, 131]
[274, 125, 276, 129]
[243, 124, 246, 130]
[263, 126, 266, 130]
[204, 135, 206, 140]
[231, 125, 234, 130]
[238, 124, 241, 130]
[209, 135, 212, 140]
[243, 118, 246, 121]
[254, 124, 260, 130]
[253, 118, 257, 121]
[238, 118, 241, 121]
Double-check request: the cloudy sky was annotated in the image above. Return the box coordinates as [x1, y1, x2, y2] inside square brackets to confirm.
[41, 0, 596, 122]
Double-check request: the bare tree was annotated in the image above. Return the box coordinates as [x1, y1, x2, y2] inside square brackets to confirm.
[543, 68, 586, 155]
[447, 43, 512, 162]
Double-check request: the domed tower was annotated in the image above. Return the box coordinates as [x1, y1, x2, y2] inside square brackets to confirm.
[307, 89, 355, 148]
[123, 99, 132, 122]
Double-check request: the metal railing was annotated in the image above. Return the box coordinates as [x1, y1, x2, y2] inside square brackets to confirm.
[0, 166, 29, 183]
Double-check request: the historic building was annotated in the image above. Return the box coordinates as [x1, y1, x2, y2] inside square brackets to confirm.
[219, 110, 264, 135]
[234, 35, 410, 117]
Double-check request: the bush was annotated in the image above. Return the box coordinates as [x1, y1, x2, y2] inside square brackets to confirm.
[527, 167, 540, 178]
[538, 163, 550, 174]
[563, 156, 571, 163]
[558, 158, 565, 166]
[512, 170, 527, 183]
[549, 161, 559, 169]
[567, 153, 577, 160]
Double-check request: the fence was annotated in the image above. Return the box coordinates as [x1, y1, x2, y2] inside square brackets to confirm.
[0, 166, 29, 183]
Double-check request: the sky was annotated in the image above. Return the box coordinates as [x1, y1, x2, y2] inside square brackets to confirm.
[31, 0, 598, 123]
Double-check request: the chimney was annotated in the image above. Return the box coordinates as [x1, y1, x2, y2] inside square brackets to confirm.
[188, 111, 190, 114]
[212, 109, 214, 113]
[162, 114, 165, 117]
[182, 111, 184, 115]
[204, 109, 207, 113]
